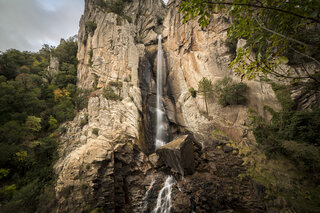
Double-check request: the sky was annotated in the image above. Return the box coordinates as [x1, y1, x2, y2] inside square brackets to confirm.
[0, 0, 169, 52]
[0, 0, 84, 52]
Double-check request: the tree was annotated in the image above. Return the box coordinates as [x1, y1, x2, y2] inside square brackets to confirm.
[25, 116, 42, 132]
[198, 77, 213, 114]
[214, 77, 248, 106]
[179, 0, 320, 82]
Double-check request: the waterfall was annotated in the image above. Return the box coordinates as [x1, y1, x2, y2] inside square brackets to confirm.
[155, 34, 165, 149]
[153, 176, 174, 213]
[152, 36, 174, 213]
[142, 178, 155, 211]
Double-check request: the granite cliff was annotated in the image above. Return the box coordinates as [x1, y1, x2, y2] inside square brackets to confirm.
[53, 0, 291, 212]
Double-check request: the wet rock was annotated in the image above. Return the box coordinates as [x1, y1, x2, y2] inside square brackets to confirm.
[156, 135, 195, 176]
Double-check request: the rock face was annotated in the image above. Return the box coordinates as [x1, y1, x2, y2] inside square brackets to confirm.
[163, 0, 281, 146]
[53, 0, 279, 212]
[54, 0, 168, 212]
[156, 135, 195, 175]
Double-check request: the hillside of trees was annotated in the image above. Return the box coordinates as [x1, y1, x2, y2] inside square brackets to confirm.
[0, 36, 89, 212]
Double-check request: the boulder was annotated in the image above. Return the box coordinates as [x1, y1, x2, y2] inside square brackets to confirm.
[156, 135, 195, 175]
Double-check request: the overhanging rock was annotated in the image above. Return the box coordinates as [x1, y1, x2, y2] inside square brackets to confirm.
[156, 135, 195, 176]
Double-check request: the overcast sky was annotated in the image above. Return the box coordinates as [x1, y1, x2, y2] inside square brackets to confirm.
[0, 0, 84, 52]
[0, 0, 169, 52]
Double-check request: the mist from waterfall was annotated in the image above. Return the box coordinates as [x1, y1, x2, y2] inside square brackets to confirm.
[152, 176, 174, 213]
[155, 34, 165, 149]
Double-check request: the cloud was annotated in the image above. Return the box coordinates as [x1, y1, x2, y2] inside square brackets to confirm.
[0, 0, 84, 52]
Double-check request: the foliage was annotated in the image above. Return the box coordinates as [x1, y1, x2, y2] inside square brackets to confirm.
[198, 77, 213, 114]
[80, 114, 89, 128]
[48, 115, 58, 130]
[96, 0, 133, 23]
[108, 80, 123, 88]
[0, 35, 78, 212]
[179, 0, 320, 87]
[93, 73, 99, 90]
[96, 0, 132, 15]
[103, 86, 120, 100]
[189, 87, 197, 97]
[92, 128, 99, 136]
[25, 116, 42, 132]
[0, 169, 10, 180]
[104, 81, 123, 100]
[247, 82, 320, 211]
[89, 49, 94, 67]
[86, 21, 97, 36]
[214, 77, 248, 106]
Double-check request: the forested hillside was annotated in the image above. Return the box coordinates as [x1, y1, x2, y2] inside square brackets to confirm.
[0, 36, 88, 212]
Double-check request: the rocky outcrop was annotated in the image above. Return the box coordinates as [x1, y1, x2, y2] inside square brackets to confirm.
[143, 134, 266, 213]
[163, 0, 281, 146]
[156, 134, 195, 175]
[53, 0, 277, 212]
[54, 0, 168, 212]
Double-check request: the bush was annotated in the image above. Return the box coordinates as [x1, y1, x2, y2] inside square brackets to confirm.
[108, 81, 122, 88]
[88, 49, 93, 67]
[80, 114, 88, 128]
[214, 77, 248, 107]
[116, 16, 122, 25]
[189, 87, 196, 98]
[86, 21, 97, 36]
[103, 86, 120, 101]
[92, 128, 99, 136]
[58, 126, 67, 134]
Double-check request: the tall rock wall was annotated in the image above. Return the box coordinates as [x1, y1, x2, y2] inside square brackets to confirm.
[53, 0, 281, 212]
[163, 0, 281, 146]
[54, 0, 168, 212]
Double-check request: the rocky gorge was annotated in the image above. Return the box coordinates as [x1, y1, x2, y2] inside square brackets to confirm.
[51, 0, 319, 212]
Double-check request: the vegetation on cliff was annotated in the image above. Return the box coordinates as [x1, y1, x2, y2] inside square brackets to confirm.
[180, 0, 320, 103]
[0, 36, 83, 212]
[181, 0, 320, 211]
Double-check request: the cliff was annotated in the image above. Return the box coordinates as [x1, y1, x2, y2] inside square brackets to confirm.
[53, 0, 297, 212]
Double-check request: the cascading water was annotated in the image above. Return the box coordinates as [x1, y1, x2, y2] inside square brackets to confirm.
[142, 178, 155, 211]
[155, 34, 165, 149]
[152, 176, 174, 213]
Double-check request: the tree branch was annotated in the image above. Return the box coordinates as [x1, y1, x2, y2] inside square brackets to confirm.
[201, 1, 320, 24]
[290, 46, 320, 66]
[254, 18, 312, 47]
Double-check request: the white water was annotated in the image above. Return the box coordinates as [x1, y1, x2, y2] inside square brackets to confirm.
[155, 34, 165, 149]
[152, 176, 174, 213]
[142, 178, 155, 211]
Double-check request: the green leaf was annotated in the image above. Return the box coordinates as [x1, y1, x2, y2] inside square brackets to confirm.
[278, 56, 289, 64]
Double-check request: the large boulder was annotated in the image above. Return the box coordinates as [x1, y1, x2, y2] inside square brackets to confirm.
[156, 135, 195, 175]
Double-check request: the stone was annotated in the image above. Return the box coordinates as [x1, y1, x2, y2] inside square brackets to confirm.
[148, 153, 164, 168]
[156, 135, 195, 176]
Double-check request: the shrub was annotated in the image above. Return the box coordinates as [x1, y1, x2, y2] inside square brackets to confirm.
[92, 73, 99, 89]
[103, 86, 120, 100]
[214, 77, 248, 107]
[116, 16, 122, 25]
[108, 81, 122, 88]
[124, 15, 132, 23]
[92, 128, 99, 136]
[86, 21, 97, 36]
[88, 49, 93, 67]
[59, 126, 67, 134]
[189, 87, 196, 98]
[80, 114, 89, 128]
